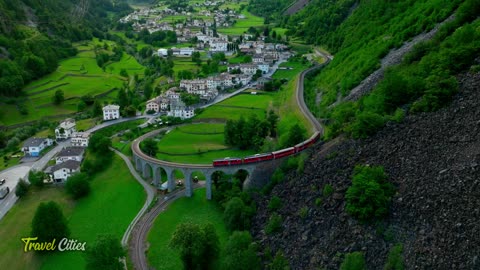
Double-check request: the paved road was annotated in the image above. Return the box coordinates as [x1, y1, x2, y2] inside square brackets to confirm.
[0, 139, 70, 220]
[111, 148, 156, 247]
[0, 116, 152, 221]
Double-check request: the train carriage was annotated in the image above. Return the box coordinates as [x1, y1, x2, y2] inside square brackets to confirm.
[272, 147, 295, 159]
[243, 153, 274, 163]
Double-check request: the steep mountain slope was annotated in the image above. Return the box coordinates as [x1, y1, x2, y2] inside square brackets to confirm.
[247, 0, 480, 268]
[0, 0, 131, 97]
[251, 70, 480, 269]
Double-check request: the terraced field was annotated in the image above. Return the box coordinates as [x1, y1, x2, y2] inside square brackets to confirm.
[0, 39, 145, 127]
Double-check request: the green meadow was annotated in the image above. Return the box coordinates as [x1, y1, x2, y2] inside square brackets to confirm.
[0, 39, 144, 127]
[0, 155, 145, 270]
[147, 188, 228, 270]
[155, 123, 255, 164]
[217, 10, 264, 35]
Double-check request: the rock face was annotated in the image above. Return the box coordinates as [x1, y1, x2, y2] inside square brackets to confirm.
[251, 72, 480, 270]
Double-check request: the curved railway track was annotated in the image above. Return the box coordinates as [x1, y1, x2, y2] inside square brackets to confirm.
[129, 54, 331, 269]
[130, 183, 204, 270]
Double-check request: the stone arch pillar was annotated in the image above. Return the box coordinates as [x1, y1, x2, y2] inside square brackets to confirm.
[205, 170, 213, 200]
[143, 162, 153, 179]
[153, 165, 161, 187]
[165, 167, 175, 192]
[183, 169, 193, 197]
[135, 155, 142, 172]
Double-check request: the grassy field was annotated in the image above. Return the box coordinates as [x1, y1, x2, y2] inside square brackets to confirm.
[40, 155, 145, 270]
[147, 188, 228, 270]
[196, 92, 272, 121]
[271, 60, 314, 143]
[217, 10, 264, 35]
[155, 123, 255, 164]
[0, 39, 144, 127]
[0, 155, 145, 270]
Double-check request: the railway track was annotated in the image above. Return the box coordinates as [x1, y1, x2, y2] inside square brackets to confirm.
[130, 183, 205, 270]
[129, 53, 332, 269]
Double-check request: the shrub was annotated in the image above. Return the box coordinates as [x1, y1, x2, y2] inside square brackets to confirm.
[268, 251, 290, 270]
[268, 196, 282, 212]
[15, 179, 30, 197]
[28, 170, 45, 188]
[345, 165, 394, 221]
[298, 206, 309, 220]
[265, 213, 282, 235]
[348, 111, 385, 139]
[340, 251, 366, 270]
[322, 184, 334, 197]
[315, 197, 323, 207]
[223, 197, 253, 231]
[65, 173, 91, 199]
[384, 244, 404, 270]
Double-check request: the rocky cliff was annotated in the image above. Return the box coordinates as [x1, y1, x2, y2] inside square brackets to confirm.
[251, 71, 480, 269]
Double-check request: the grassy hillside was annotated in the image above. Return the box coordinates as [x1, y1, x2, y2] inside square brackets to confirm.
[282, 0, 480, 139]
[0, 39, 145, 127]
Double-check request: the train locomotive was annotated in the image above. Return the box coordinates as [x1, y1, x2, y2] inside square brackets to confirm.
[212, 131, 320, 167]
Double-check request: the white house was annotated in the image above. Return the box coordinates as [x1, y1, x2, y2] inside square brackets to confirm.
[146, 98, 160, 113]
[168, 100, 194, 119]
[210, 40, 228, 52]
[48, 160, 81, 183]
[71, 132, 90, 147]
[257, 63, 270, 74]
[252, 54, 264, 63]
[55, 118, 76, 140]
[180, 47, 195, 56]
[157, 48, 168, 57]
[22, 137, 53, 157]
[103, 104, 120, 121]
[55, 147, 85, 164]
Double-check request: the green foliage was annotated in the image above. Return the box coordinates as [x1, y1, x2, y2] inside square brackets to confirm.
[28, 170, 45, 188]
[223, 197, 254, 232]
[169, 222, 220, 270]
[320, 3, 480, 139]
[268, 250, 290, 270]
[89, 133, 112, 154]
[221, 231, 261, 270]
[31, 201, 70, 244]
[224, 115, 270, 151]
[384, 244, 404, 270]
[283, 123, 306, 147]
[0, 0, 131, 97]
[15, 179, 29, 198]
[315, 197, 323, 207]
[268, 196, 282, 212]
[322, 184, 334, 197]
[298, 206, 308, 220]
[180, 92, 200, 106]
[52, 90, 65, 105]
[340, 252, 366, 270]
[265, 213, 282, 235]
[345, 165, 395, 221]
[140, 138, 158, 156]
[86, 235, 125, 270]
[65, 173, 91, 199]
[348, 111, 385, 139]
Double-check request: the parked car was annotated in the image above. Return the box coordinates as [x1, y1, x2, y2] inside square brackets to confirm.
[0, 179, 5, 185]
[0, 187, 9, 199]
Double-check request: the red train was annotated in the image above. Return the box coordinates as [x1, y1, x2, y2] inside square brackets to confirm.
[212, 131, 320, 167]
